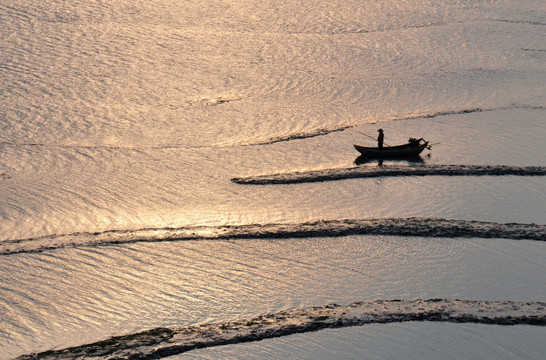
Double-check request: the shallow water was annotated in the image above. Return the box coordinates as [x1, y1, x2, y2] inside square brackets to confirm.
[1, 0, 545, 358]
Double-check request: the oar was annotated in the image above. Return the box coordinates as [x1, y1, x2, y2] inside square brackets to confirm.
[355, 130, 393, 147]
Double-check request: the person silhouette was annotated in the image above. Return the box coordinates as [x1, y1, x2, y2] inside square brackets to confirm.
[377, 129, 384, 150]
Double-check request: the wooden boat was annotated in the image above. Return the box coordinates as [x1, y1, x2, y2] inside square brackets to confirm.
[354, 138, 429, 158]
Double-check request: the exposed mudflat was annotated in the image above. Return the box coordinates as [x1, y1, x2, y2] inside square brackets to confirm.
[18, 299, 546, 360]
[232, 165, 546, 185]
[2, 217, 544, 255]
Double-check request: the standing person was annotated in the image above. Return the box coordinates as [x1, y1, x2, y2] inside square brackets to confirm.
[377, 128, 384, 149]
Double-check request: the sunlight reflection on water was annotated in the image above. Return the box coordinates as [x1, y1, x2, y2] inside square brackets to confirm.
[1, 0, 545, 358]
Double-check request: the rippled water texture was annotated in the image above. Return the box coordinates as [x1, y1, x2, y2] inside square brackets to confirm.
[1, 0, 545, 358]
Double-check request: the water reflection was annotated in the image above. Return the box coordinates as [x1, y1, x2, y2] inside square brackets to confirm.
[354, 156, 426, 166]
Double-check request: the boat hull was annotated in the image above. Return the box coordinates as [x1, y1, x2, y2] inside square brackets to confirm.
[354, 142, 429, 158]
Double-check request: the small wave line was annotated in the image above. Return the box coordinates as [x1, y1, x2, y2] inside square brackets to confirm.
[1, 105, 542, 151]
[250, 104, 544, 146]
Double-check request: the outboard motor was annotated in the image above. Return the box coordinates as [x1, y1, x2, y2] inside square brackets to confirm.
[408, 137, 423, 147]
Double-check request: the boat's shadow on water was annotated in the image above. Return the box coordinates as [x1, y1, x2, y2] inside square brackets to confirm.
[354, 155, 427, 166]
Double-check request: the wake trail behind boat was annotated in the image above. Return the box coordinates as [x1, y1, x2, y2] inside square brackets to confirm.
[17, 299, 546, 359]
[2, 218, 544, 255]
[232, 164, 546, 185]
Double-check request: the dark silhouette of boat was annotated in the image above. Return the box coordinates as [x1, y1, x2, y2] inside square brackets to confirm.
[354, 138, 429, 158]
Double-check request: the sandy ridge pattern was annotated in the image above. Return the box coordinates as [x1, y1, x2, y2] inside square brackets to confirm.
[2, 218, 544, 255]
[18, 299, 546, 359]
[232, 164, 546, 185]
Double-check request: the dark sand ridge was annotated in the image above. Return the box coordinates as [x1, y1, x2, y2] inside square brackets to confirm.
[18, 299, 546, 359]
[2, 217, 544, 255]
[232, 164, 546, 185]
